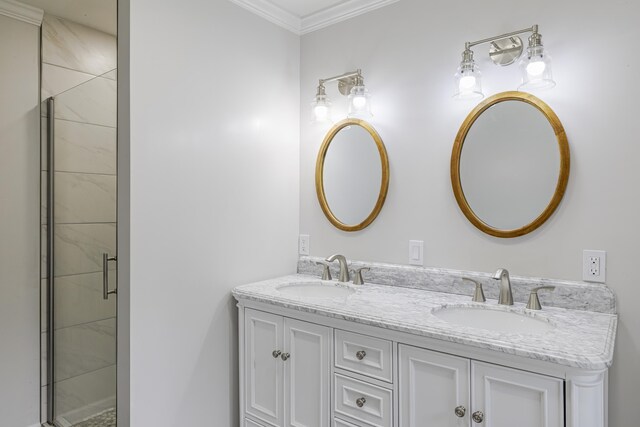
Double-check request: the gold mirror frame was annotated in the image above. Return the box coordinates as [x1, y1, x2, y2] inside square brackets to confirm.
[451, 91, 570, 238]
[316, 119, 390, 232]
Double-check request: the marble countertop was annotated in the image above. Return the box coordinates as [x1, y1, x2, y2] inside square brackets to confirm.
[232, 274, 617, 370]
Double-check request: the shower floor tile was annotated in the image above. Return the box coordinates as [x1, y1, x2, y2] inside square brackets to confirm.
[72, 408, 116, 427]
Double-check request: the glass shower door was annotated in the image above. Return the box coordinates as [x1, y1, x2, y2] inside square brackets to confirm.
[44, 69, 118, 427]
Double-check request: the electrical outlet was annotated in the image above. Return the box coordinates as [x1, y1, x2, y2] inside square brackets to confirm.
[589, 256, 600, 276]
[409, 240, 424, 266]
[583, 250, 606, 283]
[299, 234, 310, 256]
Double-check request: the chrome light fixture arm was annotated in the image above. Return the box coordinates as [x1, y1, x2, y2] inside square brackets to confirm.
[465, 25, 538, 50]
[317, 69, 363, 96]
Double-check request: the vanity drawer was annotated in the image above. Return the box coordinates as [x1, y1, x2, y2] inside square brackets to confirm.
[244, 417, 266, 427]
[335, 330, 393, 383]
[334, 373, 393, 427]
[334, 417, 360, 427]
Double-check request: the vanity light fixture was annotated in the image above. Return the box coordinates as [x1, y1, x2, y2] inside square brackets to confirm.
[454, 24, 555, 99]
[311, 69, 372, 122]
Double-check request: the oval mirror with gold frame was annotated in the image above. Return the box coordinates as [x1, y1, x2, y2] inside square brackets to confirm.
[451, 91, 570, 238]
[316, 119, 389, 232]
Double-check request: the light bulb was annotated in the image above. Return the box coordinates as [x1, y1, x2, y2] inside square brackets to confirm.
[459, 75, 477, 91]
[352, 95, 367, 109]
[348, 84, 372, 118]
[311, 91, 331, 123]
[314, 104, 329, 121]
[518, 43, 555, 91]
[526, 60, 546, 76]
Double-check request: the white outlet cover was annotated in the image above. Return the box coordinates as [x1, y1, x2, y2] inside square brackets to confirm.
[299, 234, 310, 256]
[583, 250, 606, 283]
[409, 240, 424, 266]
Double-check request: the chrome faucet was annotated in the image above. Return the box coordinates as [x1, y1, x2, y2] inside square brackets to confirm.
[325, 254, 350, 282]
[493, 268, 514, 305]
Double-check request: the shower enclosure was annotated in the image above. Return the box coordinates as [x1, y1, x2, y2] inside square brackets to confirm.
[43, 69, 118, 427]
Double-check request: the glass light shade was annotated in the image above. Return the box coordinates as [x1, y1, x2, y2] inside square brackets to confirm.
[519, 45, 555, 91]
[347, 85, 372, 118]
[311, 94, 332, 123]
[453, 61, 483, 100]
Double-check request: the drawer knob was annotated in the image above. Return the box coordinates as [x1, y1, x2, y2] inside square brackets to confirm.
[281, 352, 290, 361]
[356, 350, 367, 360]
[454, 406, 466, 418]
[356, 397, 366, 408]
[472, 411, 484, 423]
[272, 350, 281, 358]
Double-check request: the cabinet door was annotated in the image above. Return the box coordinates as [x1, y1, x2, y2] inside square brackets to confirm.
[284, 318, 331, 427]
[245, 309, 285, 426]
[399, 344, 470, 427]
[471, 361, 564, 427]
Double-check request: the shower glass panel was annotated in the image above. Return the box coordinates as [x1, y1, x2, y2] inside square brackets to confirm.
[44, 69, 117, 427]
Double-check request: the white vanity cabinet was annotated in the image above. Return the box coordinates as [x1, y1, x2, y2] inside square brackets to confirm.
[399, 344, 563, 427]
[243, 308, 331, 427]
[236, 278, 613, 427]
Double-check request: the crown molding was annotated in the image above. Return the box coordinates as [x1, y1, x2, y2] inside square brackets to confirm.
[0, 0, 44, 26]
[229, 0, 400, 35]
[301, 0, 400, 34]
[228, 0, 301, 34]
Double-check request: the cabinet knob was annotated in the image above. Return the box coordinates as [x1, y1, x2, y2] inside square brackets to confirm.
[356, 350, 366, 360]
[472, 411, 484, 423]
[280, 352, 290, 361]
[272, 350, 281, 358]
[356, 397, 366, 408]
[454, 406, 466, 418]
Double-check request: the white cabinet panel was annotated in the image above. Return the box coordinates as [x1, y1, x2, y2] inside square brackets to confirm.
[472, 361, 564, 427]
[399, 344, 470, 427]
[245, 309, 284, 426]
[335, 329, 393, 383]
[284, 318, 331, 427]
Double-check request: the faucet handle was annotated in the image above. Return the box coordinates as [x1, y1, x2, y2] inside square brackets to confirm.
[462, 277, 485, 303]
[493, 268, 510, 280]
[352, 267, 370, 285]
[526, 286, 556, 310]
[315, 262, 332, 281]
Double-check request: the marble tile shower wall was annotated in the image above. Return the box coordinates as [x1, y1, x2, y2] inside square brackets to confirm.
[40, 15, 117, 424]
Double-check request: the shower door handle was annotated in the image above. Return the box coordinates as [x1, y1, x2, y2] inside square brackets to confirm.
[103, 253, 118, 300]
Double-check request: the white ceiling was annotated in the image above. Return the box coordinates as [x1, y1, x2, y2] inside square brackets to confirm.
[17, 0, 116, 35]
[229, 0, 400, 34]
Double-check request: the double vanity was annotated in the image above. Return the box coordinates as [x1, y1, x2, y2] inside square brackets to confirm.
[233, 257, 617, 427]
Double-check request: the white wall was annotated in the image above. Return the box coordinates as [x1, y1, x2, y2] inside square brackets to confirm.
[299, 1, 640, 425]
[0, 12, 41, 427]
[128, 0, 300, 425]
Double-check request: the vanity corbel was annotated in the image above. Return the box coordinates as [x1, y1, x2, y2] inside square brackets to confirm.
[233, 268, 616, 427]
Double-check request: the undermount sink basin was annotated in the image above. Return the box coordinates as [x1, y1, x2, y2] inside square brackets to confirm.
[433, 306, 555, 334]
[277, 282, 355, 299]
